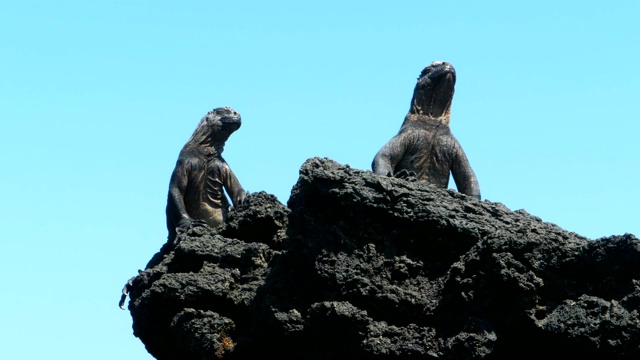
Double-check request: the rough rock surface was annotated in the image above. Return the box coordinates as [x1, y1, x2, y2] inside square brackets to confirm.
[126, 158, 640, 359]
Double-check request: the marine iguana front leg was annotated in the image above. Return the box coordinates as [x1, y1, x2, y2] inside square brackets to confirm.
[371, 135, 408, 177]
[166, 157, 208, 243]
[167, 157, 194, 228]
[451, 143, 481, 200]
[372, 133, 414, 178]
[221, 161, 246, 208]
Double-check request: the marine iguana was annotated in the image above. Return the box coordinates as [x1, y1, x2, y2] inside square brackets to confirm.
[119, 107, 247, 309]
[372, 61, 481, 200]
[166, 106, 247, 242]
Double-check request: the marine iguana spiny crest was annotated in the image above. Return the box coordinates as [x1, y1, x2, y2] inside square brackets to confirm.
[166, 106, 247, 242]
[372, 61, 481, 200]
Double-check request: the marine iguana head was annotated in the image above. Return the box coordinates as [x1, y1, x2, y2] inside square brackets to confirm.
[407, 61, 456, 124]
[187, 107, 242, 154]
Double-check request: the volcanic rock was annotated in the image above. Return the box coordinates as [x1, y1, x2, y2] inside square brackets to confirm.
[126, 158, 640, 359]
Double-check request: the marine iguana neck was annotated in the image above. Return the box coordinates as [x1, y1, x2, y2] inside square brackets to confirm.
[406, 61, 456, 126]
[401, 113, 446, 132]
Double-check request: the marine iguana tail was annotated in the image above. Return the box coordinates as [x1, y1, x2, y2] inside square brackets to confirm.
[372, 61, 481, 200]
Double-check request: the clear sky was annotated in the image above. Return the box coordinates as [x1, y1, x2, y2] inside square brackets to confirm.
[1, 1, 638, 359]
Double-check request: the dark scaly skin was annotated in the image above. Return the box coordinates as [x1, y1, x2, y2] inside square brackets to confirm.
[372, 61, 481, 200]
[120, 107, 246, 309]
[166, 106, 246, 242]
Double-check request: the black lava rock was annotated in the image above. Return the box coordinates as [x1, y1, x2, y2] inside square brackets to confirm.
[126, 157, 640, 359]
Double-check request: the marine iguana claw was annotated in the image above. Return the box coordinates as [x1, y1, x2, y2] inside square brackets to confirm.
[236, 193, 247, 207]
[191, 219, 208, 227]
[177, 218, 194, 229]
[394, 169, 418, 179]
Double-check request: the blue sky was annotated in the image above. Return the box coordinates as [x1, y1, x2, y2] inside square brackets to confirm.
[1, 1, 638, 359]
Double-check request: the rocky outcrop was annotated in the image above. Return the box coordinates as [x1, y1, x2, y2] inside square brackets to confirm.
[126, 158, 640, 359]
